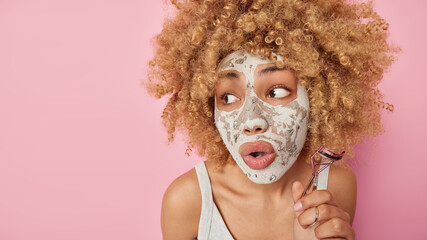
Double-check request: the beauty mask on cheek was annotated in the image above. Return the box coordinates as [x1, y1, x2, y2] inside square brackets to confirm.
[214, 50, 310, 184]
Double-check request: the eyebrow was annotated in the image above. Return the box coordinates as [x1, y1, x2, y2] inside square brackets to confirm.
[258, 66, 282, 77]
[218, 72, 239, 79]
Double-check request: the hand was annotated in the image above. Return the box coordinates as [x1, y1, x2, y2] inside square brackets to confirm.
[292, 181, 355, 240]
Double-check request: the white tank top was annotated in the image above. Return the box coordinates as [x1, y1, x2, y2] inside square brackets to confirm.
[194, 161, 331, 239]
[195, 162, 235, 240]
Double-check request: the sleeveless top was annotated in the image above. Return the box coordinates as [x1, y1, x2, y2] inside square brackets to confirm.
[195, 162, 235, 240]
[194, 161, 331, 240]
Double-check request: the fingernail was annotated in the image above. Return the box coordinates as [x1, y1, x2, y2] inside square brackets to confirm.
[293, 201, 302, 211]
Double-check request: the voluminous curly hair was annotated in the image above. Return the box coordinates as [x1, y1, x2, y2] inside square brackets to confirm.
[145, 0, 398, 165]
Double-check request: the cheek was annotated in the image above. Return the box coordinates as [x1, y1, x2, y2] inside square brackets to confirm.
[266, 107, 300, 135]
[215, 110, 241, 144]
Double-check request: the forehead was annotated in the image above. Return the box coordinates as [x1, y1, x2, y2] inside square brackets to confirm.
[217, 50, 278, 72]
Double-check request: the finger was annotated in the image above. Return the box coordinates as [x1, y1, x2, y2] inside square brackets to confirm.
[298, 204, 351, 227]
[292, 181, 305, 203]
[293, 190, 337, 212]
[314, 217, 355, 240]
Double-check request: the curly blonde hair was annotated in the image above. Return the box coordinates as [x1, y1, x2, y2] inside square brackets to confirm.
[145, 0, 398, 165]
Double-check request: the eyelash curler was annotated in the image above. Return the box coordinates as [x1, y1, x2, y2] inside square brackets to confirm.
[301, 146, 345, 198]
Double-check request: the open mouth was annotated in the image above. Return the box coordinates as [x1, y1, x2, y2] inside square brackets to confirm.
[239, 141, 277, 170]
[250, 152, 268, 158]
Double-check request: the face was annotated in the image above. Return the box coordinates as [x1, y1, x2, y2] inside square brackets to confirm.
[214, 50, 310, 184]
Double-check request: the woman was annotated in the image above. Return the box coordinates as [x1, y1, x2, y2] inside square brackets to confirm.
[145, 0, 397, 239]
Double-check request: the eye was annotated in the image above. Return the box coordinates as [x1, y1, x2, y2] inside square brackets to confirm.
[220, 93, 240, 105]
[268, 86, 291, 98]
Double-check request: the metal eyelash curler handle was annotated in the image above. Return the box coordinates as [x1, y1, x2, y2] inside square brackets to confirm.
[300, 146, 345, 199]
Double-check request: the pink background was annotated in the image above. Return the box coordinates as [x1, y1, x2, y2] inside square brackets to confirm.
[0, 0, 426, 239]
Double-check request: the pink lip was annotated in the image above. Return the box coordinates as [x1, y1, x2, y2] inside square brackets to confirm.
[239, 141, 277, 170]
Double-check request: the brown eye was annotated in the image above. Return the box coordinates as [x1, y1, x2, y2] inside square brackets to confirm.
[268, 87, 290, 98]
[221, 94, 240, 105]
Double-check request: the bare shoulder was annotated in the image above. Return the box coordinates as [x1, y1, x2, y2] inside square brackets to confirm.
[328, 162, 357, 224]
[161, 167, 201, 240]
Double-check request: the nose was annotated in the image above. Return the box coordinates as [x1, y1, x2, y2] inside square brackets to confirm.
[243, 118, 268, 136]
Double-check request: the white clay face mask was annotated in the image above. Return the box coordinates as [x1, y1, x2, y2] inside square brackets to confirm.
[214, 50, 310, 184]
